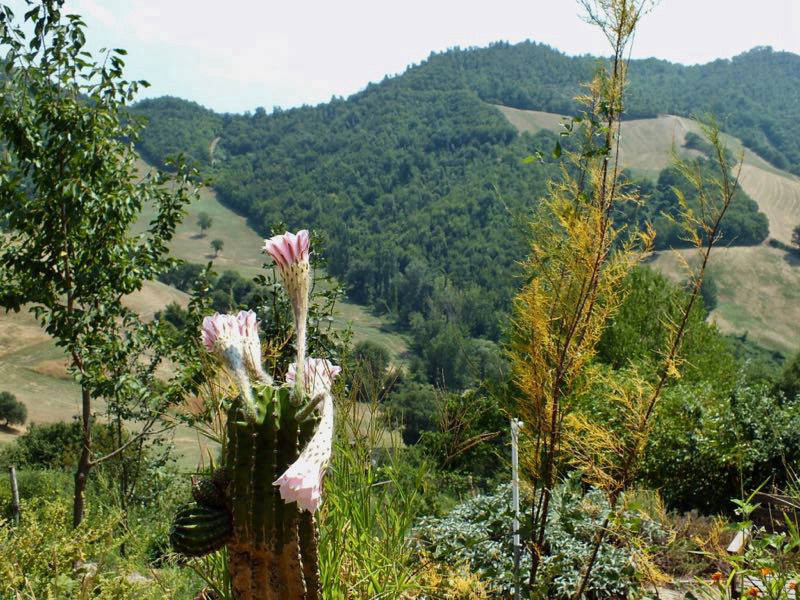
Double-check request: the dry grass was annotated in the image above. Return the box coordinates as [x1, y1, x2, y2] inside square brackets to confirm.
[649, 245, 800, 354]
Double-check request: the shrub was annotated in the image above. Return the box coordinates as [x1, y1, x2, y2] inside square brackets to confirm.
[412, 480, 665, 598]
[641, 380, 800, 513]
[0, 492, 200, 598]
[0, 420, 120, 469]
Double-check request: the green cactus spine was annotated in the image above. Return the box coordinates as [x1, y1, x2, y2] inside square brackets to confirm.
[224, 384, 321, 599]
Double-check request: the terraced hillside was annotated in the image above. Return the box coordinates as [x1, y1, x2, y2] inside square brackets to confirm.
[497, 105, 800, 353]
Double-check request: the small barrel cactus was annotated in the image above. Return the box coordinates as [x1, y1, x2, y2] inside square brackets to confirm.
[170, 502, 233, 557]
[171, 230, 339, 600]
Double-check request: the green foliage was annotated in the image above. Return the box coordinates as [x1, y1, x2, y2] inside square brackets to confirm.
[131, 43, 785, 348]
[597, 266, 737, 391]
[641, 380, 800, 513]
[0, 1, 204, 525]
[793, 224, 800, 251]
[319, 398, 427, 598]
[136, 90, 558, 341]
[0, 421, 118, 470]
[385, 381, 439, 445]
[617, 162, 768, 251]
[413, 481, 664, 598]
[346, 340, 395, 404]
[0, 390, 25, 426]
[129, 96, 222, 169]
[688, 492, 800, 600]
[697, 273, 719, 314]
[210, 238, 224, 256]
[0, 470, 202, 598]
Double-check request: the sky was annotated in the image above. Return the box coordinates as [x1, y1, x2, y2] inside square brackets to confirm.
[10, 0, 800, 114]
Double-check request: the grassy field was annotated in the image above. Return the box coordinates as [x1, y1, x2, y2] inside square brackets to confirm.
[497, 105, 800, 354]
[649, 246, 800, 354]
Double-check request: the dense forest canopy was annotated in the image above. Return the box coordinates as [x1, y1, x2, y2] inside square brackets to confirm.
[129, 41, 786, 343]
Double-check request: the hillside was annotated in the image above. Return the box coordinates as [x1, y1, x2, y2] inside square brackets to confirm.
[498, 106, 800, 352]
[0, 157, 408, 454]
[127, 42, 799, 354]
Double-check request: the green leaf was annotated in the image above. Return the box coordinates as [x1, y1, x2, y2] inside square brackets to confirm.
[552, 141, 561, 159]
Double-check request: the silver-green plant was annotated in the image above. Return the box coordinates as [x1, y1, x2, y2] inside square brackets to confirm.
[170, 230, 339, 600]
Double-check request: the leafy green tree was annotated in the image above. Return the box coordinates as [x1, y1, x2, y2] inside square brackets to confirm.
[210, 238, 223, 257]
[385, 381, 439, 445]
[0, 391, 26, 427]
[197, 211, 213, 236]
[0, 2, 199, 527]
[792, 224, 800, 252]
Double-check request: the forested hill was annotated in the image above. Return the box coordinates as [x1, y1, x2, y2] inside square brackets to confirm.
[135, 43, 800, 175]
[130, 41, 788, 343]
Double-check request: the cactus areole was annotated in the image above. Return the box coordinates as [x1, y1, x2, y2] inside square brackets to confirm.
[173, 231, 338, 600]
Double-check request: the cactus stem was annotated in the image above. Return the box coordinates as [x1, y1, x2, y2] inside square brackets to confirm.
[299, 512, 321, 600]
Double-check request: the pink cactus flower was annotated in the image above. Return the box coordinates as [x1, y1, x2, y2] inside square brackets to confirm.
[263, 230, 312, 397]
[201, 313, 242, 357]
[200, 312, 255, 413]
[285, 358, 341, 399]
[274, 358, 340, 512]
[263, 230, 310, 272]
[235, 310, 272, 384]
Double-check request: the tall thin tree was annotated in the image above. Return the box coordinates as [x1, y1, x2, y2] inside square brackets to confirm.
[0, 1, 199, 526]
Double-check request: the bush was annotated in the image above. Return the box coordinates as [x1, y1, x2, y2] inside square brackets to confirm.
[0, 391, 26, 427]
[0, 420, 110, 469]
[0, 489, 200, 598]
[413, 480, 665, 598]
[641, 380, 800, 513]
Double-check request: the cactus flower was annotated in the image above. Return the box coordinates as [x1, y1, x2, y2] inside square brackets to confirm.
[263, 230, 312, 398]
[235, 309, 272, 384]
[201, 312, 255, 413]
[285, 357, 341, 399]
[274, 358, 340, 512]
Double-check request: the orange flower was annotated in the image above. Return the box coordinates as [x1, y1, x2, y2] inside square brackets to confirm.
[710, 571, 724, 584]
[789, 580, 797, 591]
[746, 587, 760, 597]
[760, 567, 773, 577]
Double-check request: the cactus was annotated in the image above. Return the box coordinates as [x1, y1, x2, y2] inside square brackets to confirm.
[170, 502, 233, 557]
[175, 230, 339, 600]
[223, 383, 323, 598]
[192, 472, 229, 510]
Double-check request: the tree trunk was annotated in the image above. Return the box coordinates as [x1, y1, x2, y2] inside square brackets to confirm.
[72, 385, 92, 528]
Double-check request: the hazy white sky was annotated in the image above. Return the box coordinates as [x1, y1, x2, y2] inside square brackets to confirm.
[10, 0, 800, 113]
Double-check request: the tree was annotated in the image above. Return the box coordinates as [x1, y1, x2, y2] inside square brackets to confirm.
[0, 2, 200, 527]
[792, 224, 800, 252]
[0, 392, 26, 427]
[210, 238, 224, 257]
[197, 211, 213, 236]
